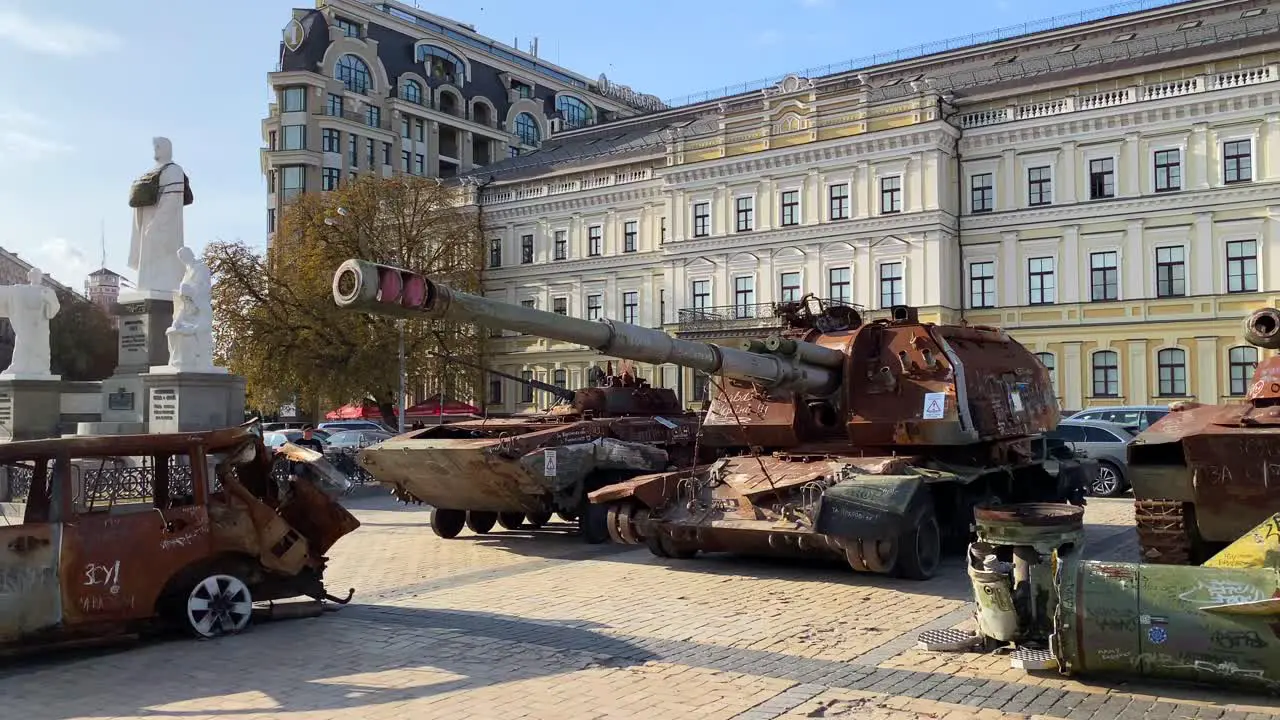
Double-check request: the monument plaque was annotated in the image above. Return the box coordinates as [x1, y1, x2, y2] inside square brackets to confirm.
[107, 387, 135, 411]
[150, 387, 177, 423]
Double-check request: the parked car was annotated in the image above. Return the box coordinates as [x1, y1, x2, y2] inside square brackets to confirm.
[263, 429, 331, 448]
[324, 430, 392, 451]
[317, 420, 393, 434]
[261, 422, 309, 432]
[1066, 406, 1170, 434]
[1046, 419, 1136, 498]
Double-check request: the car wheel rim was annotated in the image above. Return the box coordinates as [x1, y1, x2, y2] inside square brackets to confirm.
[1092, 467, 1119, 495]
[187, 574, 253, 638]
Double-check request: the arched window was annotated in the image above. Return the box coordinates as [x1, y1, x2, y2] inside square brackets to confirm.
[416, 45, 465, 84]
[335, 54, 371, 94]
[1091, 351, 1119, 397]
[515, 112, 540, 146]
[401, 79, 423, 104]
[1157, 348, 1187, 396]
[472, 101, 492, 127]
[555, 95, 593, 129]
[1229, 345, 1259, 396]
[1034, 352, 1056, 389]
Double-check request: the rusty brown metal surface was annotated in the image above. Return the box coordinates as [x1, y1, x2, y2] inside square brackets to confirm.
[1128, 308, 1280, 563]
[0, 427, 359, 649]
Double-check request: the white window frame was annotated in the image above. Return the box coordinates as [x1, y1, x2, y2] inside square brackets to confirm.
[875, 257, 908, 309]
[1018, 150, 1059, 209]
[1220, 229, 1264, 295]
[1149, 238, 1190, 300]
[1085, 243, 1123, 303]
[1083, 149, 1120, 201]
[690, 197, 713, 238]
[877, 175, 904, 215]
[963, 158, 999, 214]
[733, 193, 756, 233]
[826, 181, 852, 221]
[965, 256, 999, 309]
[1089, 348, 1123, 398]
[622, 217, 640, 253]
[777, 185, 803, 227]
[1152, 344, 1190, 398]
[1149, 137, 1188, 194]
[1217, 127, 1260, 187]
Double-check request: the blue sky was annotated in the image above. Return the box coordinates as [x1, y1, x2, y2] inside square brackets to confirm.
[0, 0, 1152, 288]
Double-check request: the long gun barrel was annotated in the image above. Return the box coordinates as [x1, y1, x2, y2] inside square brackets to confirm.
[332, 259, 839, 395]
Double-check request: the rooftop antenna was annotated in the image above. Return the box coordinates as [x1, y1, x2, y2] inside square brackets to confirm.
[99, 219, 106, 269]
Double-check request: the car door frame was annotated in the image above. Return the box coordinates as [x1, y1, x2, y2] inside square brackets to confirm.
[0, 456, 66, 642]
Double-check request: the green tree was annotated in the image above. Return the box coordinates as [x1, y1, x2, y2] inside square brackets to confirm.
[49, 290, 118, 381]
[206, 175, 486, 426]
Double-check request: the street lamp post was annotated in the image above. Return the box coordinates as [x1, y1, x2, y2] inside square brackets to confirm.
[397, 318, 406, 434]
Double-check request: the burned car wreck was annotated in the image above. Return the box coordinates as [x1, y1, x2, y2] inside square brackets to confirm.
[0, 427, 359, 648]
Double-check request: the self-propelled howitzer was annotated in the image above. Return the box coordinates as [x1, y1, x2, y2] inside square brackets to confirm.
[333, 259, 1088, 580]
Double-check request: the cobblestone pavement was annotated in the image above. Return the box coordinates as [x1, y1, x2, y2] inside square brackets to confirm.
[1, 496, 1275, 720]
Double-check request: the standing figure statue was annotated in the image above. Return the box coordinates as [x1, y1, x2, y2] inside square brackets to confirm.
[128, 136, 193, 297]
[163, 247, 219, 373]
[0, 268, 61, 379]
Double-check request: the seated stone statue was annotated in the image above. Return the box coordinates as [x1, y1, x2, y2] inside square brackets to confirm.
[162, 246, 220, 373]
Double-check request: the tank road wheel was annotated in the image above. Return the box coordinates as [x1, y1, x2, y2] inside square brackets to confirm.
[526, 511, 553, 529]
[893, 503, 942, 581]
[430, 508, 466, 539]
[497, 512, 525, 531]
[556, 510, 578, 523]
[580, 501, 611, 544]
[184, 574, 253, 639]
[647, 532, 697, 560]
[606, 504, 625, 544]
[1089, 462, 1126, 498]
[465, 511, 498, 534]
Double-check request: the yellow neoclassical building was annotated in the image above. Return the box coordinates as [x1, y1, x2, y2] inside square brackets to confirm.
[268, 0, 1280, 413]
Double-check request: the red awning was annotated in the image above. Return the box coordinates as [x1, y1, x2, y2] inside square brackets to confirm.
[324, 401, 383, 420]
[404, 395, 481, 418]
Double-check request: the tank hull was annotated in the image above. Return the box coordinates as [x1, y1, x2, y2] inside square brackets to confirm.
[1128, 403, 1280, 564]
[592, 453, 1088, 580]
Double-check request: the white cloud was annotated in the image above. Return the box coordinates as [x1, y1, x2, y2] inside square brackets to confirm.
[0, 4, 122, 57]
[0, 109, 71, 159]
[20, 237, 96, 289]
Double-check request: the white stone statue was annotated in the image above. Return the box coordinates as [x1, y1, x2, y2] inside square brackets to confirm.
[126, 136, 192, 299]
[0, 268, 60, 380]
[154, 246, 224, 375]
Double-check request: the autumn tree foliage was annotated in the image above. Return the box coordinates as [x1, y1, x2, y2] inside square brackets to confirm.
[206, 175, 486, 425]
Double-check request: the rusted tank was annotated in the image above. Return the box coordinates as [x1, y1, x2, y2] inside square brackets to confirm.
[920, 505, 1280, 694]
[357, 356, 710, 543]
[1128, 307, 1280, 565]
[332, 259, 1088, 579]
[0, 426, 359, 649]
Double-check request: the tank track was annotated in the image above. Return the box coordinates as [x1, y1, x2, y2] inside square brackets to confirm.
[1134, 498, 1194, 565]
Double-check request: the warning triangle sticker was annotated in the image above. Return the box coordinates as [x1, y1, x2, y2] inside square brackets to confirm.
[926, 398, 942, 414]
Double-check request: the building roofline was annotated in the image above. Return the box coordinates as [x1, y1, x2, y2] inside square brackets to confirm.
[0, 246, 85, 299]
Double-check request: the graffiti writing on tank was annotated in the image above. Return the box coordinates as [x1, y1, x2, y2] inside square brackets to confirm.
[1210, 630, 1268, 650]
[1089, 607, 1139, 633]
[1096, 648, 1132, 663]
[1173, 659, 1267, 681]
[1178, 579, 1266, 606]
[83, 561, 121, 594]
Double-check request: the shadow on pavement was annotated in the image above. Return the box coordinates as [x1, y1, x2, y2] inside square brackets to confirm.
[0, 607, 659, 719]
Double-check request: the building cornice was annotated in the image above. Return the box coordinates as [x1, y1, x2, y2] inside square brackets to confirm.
[962, 181, 1280, 233]
[662, 125, 958, 186]
[960, 82, 1280, 151]
[484, 182, 664, 219]
[483, 250, 663, 279]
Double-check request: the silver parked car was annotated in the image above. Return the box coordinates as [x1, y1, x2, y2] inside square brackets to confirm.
[1045, 419, 1136, 498]
[1066, 405, 1169, 433]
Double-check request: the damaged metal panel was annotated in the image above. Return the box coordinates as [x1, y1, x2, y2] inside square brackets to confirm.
[0, 524, 62, 640]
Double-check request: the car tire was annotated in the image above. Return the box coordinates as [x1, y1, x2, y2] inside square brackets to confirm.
[1090, 461, 1126, 498]
[182, 573, 253, 639]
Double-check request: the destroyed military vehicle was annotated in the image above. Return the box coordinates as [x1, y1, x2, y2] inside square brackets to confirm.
[920, 503, 1280, 694]
[333, 259, 1088, 581]
[355, 352, 709, 544]
[1128, 306, 1280, 565]
[0, 427, 359, 648]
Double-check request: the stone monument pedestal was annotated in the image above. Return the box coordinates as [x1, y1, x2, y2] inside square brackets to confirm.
[141, 372, 245, 434]
[0, 378, 63, 441]
[75, 295, 174, 437]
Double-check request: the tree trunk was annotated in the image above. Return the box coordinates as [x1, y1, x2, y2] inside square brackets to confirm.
[374, 392, 398, 430]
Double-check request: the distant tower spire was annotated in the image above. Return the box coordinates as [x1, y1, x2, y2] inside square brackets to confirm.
[99, 219, 106, 268]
